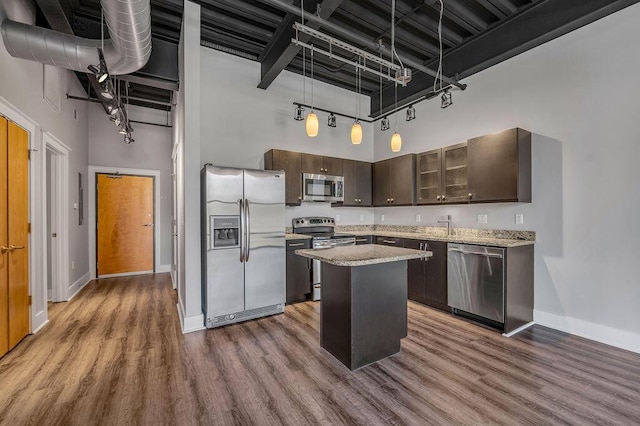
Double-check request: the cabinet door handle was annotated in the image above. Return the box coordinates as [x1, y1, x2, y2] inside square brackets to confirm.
[382, 240, 396, 244]
[436, 195, 441, 201]
[419, 242, 424, 250]
[356, 238, 369, 242]
[390, 198, 394, 203]
[468, 193, 473, 199]
[442, 195, 446, 201]
[288, 243, 305, 247]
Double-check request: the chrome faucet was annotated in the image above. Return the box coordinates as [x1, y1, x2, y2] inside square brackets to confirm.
[438, 215, 452, 237]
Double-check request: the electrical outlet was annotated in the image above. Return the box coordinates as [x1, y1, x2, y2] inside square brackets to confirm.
[335, 214, 341, 222]
[477, 214, 488, 224]
[71, 261, 75, 270]
[359, 214, 365, 222]
[380, 214, 385, 222]
[415, 214, 421, 222]
[515, 213, 524, 225]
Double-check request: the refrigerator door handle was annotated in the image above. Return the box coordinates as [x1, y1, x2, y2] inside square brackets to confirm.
[245, 199, 251, 262]
[238, 198, 244, 263]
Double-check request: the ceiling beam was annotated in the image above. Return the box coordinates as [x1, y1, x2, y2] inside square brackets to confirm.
[35, 0, 74, 33]
[257, 0, 344, 90]
[371, 0, 640, 115]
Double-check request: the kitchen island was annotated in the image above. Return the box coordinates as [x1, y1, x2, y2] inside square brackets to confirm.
[296, 244, 431, 370]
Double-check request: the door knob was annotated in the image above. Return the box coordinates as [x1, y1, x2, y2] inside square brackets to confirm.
[1, 246, 11, 254]
[143, 223, 154, 227]
[8, 245, 24, 251]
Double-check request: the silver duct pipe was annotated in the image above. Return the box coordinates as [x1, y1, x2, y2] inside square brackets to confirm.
[0, 0, 151, 75]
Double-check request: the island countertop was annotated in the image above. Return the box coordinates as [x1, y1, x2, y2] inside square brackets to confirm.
[296, 244, 432, 267]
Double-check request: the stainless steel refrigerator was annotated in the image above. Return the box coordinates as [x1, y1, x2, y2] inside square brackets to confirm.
[201, 165, 286, 328]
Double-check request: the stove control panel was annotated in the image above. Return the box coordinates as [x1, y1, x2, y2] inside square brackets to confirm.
[292, 217, 335, 228]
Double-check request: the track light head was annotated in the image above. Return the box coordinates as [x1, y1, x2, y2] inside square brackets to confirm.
[294, 105, 305, 121]
[124, 133, 134, 144]
[381, 116, 390, 131]
[441, 90, 452, 108]
[406, 105, 416, 121]
[327, 113, 337, 128]
[395, 68, 412, 84]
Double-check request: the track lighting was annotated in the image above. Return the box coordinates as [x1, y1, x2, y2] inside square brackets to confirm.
[395, 68, 412, 84]
[327, 113, 336, 128]
[123, 133, 134, 144]
[406, 105, 415, 121]
[294, 105, 305, 121]
[107, 105, 119, 115]
[441, 90, 452, 108]
[88, 48, 109, 83]
[351, 120, 362, 145]
[381, 116, 390, 131]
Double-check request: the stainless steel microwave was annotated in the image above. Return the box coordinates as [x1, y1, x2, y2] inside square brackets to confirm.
[302, 173, 344, 202]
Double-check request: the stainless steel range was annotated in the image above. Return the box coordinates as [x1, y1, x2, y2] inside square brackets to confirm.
[292, 217, 355, 300]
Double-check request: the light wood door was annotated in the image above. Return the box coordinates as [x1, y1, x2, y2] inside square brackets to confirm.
[7, 122, 29, 350]
[97, 174, 154, 276]
[0, 117, 8, 357]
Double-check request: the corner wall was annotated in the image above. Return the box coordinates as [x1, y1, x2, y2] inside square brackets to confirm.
[373, 4, 640, 352]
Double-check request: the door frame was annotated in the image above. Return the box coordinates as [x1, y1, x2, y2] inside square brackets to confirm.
[43, 133, 71, 302]
[0, 95, 46, 333]
[88, 166, 162, 279]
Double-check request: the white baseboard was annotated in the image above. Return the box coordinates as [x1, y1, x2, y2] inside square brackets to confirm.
[534, 309, 640, 355]
[157, 264, 171, 273]
[68, 272, 91, 301]
[170, 270, 176, 290]
[502, 321, 535, 338]
[98, 270, 153, 279]
[177, 302, 205, 334]
[32, 319, 49, 334]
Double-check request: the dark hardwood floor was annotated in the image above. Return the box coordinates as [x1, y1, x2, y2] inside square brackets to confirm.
[1, 273, 639, 425]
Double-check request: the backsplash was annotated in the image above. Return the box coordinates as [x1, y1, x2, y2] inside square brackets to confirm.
[335, 225, 536, 241]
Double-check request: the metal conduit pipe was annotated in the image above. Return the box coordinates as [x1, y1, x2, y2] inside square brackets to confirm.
[257, 0, 466, 90]
[1, 0, 151, 75]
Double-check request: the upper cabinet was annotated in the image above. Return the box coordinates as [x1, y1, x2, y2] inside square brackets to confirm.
[264, 149, 302, 206]
[341, 160, 372, 207]
[416, 128, 531, 205]
[467, 128, 531, 203]
[374, 154, 416, 206]
[301, 154, 343, 176]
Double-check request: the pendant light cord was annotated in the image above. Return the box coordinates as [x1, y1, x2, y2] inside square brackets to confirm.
[433, 0, 444, 93]
[310, 47, 314, 111]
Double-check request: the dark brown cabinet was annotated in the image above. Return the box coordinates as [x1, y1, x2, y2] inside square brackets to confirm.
[404, 239, 448, 311]
[467, 128, 531, 203]
[416, 149, 442, 204]
[354, 235, 373, 245]
[373, 154, 416, 206]
[341, 160, 372, 206]
[264, 149, 302, 205]
[442, 142, 470, 203]
[286, 239, 312, 304]
[301, 153, 343, 176]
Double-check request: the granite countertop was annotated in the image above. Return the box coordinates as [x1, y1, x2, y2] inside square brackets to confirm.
[296, 244, 432, 267]
[346, 230, 534, 248]
[285, 233, 313, 240]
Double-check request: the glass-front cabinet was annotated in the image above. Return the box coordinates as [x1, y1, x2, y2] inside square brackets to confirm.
[416, 142, 469, 205]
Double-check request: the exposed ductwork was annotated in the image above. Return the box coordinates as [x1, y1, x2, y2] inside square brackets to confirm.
[0, 0, 152, 75]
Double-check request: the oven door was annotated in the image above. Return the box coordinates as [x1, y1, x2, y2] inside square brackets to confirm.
[302, 173, 344, 202]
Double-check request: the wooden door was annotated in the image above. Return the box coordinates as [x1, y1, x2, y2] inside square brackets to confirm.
[357, 161, 372, 206]
[0, 118, 31, 357]
[389, 154, 416, 205]
[0, 117, 8, 357]
[372, 159, 390, 206]
[301, 153, 323, 174]
[97, 174, 154, 276]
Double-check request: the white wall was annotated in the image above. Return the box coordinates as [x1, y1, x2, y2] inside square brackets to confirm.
[373, 4, 640, 352]
[199, 48, 375, 226]
[0, 1, 90, 329]
[88, 103, 173, 267]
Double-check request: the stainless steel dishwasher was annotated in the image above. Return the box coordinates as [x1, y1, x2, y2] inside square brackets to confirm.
[447, 243, 505, 323]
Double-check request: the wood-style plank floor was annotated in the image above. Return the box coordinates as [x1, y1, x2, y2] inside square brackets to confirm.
[1, 273, 639, 425]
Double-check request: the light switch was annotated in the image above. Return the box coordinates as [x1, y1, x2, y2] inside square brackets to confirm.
[335, 214, 341, 222]
[477, 214, 488, 224]
[415, 214, 421, 222]
[380, 214, 385, 222]
[515, 213, 524, 225]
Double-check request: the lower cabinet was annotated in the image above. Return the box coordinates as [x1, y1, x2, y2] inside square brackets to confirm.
[286, 239, 312, 304]
[375, 236, 404, 247]
[404, 239, 448, 311]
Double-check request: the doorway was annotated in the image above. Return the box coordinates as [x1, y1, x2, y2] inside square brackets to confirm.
[95, 173, 155, 277]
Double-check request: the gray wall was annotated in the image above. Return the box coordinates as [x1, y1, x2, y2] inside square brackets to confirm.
[88, 103, 173, 267]
[0, 1, 90, 288]
[372, 4, 640, 352]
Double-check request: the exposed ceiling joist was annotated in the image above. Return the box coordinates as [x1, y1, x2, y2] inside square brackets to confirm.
[34, 0, 75, 33]
[372, 0, 640, 115]
[258, 0, 344, 90]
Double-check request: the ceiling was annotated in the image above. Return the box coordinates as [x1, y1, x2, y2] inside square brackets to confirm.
[34, 0, 640, 114]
